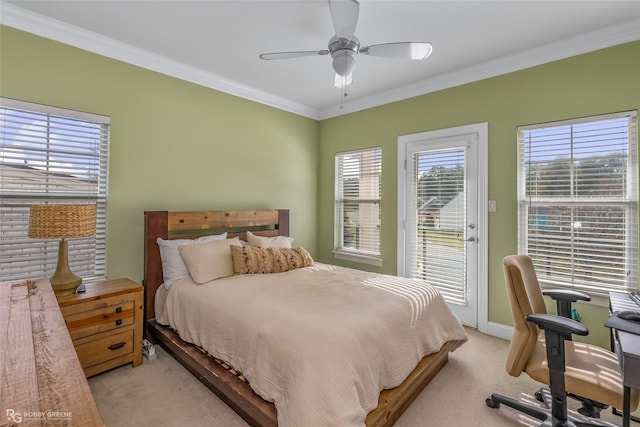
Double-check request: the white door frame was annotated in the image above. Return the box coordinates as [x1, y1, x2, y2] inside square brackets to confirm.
[397, 122, 488, 333]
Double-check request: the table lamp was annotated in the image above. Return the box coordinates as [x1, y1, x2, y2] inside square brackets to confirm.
[28, 204, 97, 296]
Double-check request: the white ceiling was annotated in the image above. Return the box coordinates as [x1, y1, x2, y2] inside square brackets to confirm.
[2, 1, 640, 119]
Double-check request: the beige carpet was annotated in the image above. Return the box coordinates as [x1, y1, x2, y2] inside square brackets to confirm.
[88, 329, 638, 426]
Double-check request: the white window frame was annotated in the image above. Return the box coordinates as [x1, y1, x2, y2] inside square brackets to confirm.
[517, 111, 638, 296]
[334, 147, 382, 266]
[0, 98, 109, 282]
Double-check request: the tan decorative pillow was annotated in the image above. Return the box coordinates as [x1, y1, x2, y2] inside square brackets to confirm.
[231, 245, 314, 275]
[157, 232, 227, 289]
[246, 231, 294, 248]
[178, 237, 240, 284]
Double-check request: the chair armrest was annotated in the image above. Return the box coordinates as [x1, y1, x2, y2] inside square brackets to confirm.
[542, 289, 591, 319]
[526, 313, 589, 336]
[526, 313, 589, 374]
[542, 289, 591, 303]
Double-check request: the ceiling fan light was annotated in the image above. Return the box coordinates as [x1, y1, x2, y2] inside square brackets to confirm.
[331, 49, 357, 77]
[334, 73, 353, 88]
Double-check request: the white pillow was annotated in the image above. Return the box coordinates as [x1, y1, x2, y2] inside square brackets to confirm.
[157, 233, 227, 289]
[178, 237, 241, 284]
[246, 231, 293, 248]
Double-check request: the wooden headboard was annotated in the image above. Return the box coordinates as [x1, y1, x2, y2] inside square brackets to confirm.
[143, 209, 290, 323]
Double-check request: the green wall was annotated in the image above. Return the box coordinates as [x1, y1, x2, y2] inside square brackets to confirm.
[2, 24, 639, 348]
[0, 26, 319, 284]
[318, 41, 640, 348]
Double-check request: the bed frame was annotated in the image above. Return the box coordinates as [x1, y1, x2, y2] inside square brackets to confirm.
[143, 209, 459, 427]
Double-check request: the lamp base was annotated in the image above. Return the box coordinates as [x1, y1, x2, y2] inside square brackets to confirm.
[51, 277, 82, 296]
[51, 239, 83, 297]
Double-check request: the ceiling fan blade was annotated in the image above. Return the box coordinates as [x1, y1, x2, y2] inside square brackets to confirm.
[361, 42, 433, 60]
[329, 0, 359, 41]
[259, 50, 329, 60]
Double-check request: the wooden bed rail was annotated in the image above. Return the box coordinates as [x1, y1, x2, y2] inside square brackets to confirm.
[166, 210, 288, 232]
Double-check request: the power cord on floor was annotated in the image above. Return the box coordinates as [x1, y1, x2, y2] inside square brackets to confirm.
[143, 339, 157, 361]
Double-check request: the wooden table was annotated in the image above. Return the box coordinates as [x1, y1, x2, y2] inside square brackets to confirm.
[0, 278, 104, 426]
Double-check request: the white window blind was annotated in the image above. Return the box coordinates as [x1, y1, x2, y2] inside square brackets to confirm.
[334, 147, 382, 265]
[518, 111, 638, 294]
[0, 98, 109, 282]
[411, 149, 466, 302]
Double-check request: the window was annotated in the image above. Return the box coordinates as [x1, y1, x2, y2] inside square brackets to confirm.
[334, 147, 382, 266]
[0, 98, 109, 282]
[518, 111, 638, 295]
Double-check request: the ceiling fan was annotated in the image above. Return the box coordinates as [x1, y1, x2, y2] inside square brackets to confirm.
[259, 0, 432, 90]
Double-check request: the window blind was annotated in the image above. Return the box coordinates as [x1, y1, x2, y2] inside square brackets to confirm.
[334, 147, 382, 264]
[518, 111, 638, 294]
[0, 98, 109, 282]
[411, 149, 466, 302]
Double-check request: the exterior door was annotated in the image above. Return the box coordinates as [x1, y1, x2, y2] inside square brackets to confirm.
[398, 123, 487, 328]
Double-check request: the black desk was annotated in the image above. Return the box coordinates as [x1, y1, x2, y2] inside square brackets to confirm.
[608, 292, 640, 427]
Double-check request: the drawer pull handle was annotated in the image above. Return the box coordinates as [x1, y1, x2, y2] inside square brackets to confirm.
[115, 307, 123, 313]
[115, 319, 122, 326]
[108, 342, 126, 350]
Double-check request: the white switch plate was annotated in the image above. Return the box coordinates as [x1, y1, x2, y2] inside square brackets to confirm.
[488, 200, 497, 212]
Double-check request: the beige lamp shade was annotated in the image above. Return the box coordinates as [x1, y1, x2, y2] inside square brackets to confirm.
[29, 204, 96, 239]
[28, 204, 97, 296]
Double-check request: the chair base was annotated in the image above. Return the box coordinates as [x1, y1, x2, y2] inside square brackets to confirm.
[611, 407, 640, 424]
[569, 393, 608, 418]
[486, 389, 620, 427]
[535, 388, 608, 419]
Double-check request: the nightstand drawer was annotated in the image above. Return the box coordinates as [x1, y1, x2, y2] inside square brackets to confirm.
[75, 329, 134, 369]
[64, 300, 135, 340]
[61, 292, 134, 317]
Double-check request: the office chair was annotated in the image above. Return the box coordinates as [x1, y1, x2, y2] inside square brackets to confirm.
[485, 254, 639, 426]
[507, 254, 608, 418]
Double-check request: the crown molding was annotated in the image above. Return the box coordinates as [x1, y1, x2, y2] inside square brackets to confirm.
[318, 17, 640, 119]
[0, 2, 319, 119]
[2, 2, 639, 121]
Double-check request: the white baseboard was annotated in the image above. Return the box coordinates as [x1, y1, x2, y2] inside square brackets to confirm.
[486, 321, 514, 341]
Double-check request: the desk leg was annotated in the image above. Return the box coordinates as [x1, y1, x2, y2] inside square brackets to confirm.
[623, 385, 630, 427]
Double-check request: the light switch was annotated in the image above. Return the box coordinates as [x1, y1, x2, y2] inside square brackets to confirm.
[488, 200, 497, 212]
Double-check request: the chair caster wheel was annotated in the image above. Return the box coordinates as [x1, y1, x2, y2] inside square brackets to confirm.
[486, 397, 500, 409]
[535, 391, 543, 402]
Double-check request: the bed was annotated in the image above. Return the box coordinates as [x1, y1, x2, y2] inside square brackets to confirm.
[143, 209, 467, 427]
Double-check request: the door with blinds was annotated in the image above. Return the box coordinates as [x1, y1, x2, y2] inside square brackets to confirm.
[398, 125, 485, 327]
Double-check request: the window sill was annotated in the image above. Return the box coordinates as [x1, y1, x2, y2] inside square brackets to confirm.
[333, 250, 382, 267]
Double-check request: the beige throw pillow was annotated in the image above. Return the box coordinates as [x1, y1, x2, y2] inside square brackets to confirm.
[178, 237, 240, 284]
[246, 231, 293, 248]
[231, 245, 314, 274]
[157, 232, 227, 289]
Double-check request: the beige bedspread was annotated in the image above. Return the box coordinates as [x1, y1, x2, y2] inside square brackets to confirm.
[156, 263, 467, 427]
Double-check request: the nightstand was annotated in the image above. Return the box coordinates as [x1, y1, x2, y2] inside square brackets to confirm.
[58, 278, 144, 377]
